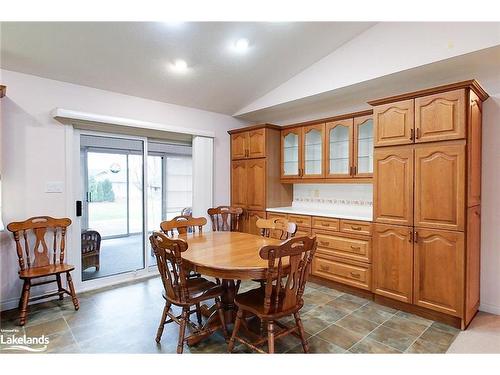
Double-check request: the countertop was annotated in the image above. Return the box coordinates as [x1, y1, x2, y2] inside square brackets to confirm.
[266, 206, 373, 222]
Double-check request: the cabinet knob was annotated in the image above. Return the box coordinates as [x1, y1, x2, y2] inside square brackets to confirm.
[319, 265, 329, 271]
[319, 241, 330, 247]
[350, 245, 361, 251]
[350, 272, 361, 279]
[351, 226, 362, 231]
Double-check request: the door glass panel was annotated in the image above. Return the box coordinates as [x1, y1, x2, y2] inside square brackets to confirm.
[304, 129, 322, 175]
[81, 136, 144, 281]
[283, 132, 299, 176]
[329, 125, 350, 174]
[357, 119, 374, 174]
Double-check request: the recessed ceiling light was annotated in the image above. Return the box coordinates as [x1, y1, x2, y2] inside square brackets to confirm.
[234, 38, 249, 53]
[170, 59, 188, 73]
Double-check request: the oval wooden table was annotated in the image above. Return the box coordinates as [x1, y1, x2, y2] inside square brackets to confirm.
[174, 231, 282, 345]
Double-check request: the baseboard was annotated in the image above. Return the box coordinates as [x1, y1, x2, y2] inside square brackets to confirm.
[479, 302, 500, 315]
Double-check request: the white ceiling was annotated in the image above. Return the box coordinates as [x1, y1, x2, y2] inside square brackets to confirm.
[0, 22, 374, 114]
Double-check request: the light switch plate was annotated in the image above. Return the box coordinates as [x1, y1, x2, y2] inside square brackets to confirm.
[46, 181, 64, 193]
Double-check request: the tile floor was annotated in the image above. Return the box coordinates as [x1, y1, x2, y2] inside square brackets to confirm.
[0, 277, 461, 354]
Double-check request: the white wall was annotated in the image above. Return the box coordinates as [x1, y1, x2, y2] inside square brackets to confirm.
[0, 69, 248, 310]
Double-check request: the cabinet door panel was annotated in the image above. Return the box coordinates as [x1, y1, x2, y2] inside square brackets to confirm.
[414, 144, 465, 231]
[414, 228, 464, 317]
[468, 91, 482, 206]
[353, 115, 373, 177]
[231, 160, 247, 207]
[281, 128, 302, 179]
[465, 206, 481, 325]
[415, 89, 466, 143]
[325, 119, 353, 178]
[246, 210, 266, 235]
[246, 159, 266, 210]
[248, 129, 266, 158]
[231, 132, 248, 160]
[373, 146, 414, 226]
[373, 224, 413, 303]
[373, 99, 414, 147]
[303, 124, 325, 178]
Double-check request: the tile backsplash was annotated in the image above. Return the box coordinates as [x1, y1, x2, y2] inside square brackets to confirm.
[293, 184, 373, 210]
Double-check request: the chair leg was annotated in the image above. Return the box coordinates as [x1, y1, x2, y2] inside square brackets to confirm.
[294, 312, 309, 353]
[56, 274, 64, 300]
[66, 272, 79, 310]
[19, 279, 31, 326]
[267, 320, 275, 354]
[156, 302, 171, 343]
[195, 303, 202, 325]
[215, 297, 228, 339]
[177, 308, 189, 354]
[227, 308, 243, 353]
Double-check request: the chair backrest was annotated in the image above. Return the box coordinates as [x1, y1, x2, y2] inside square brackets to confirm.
[149, 231, 190, 303]
[259, 236, 317, 314]
[7, 216, 72, 271]
[256, 217, 297, 240]
[207, 206, 243, 232]
[81, 230, 101, 254]
[160, 216, 207, 236]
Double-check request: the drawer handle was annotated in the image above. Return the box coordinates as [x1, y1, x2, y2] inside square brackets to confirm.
[350, 272, 361, 279]
[320, 265, 330, 271]
[350, 245, 361, 251]
[319, 241, 330, 247]
[322, 222, 330, 227]
[351, 226, 362, 231]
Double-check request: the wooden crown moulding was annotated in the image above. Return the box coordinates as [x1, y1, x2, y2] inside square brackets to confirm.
[280, 109, 374, 130]
[227, 123, 281, 135]
[367, 80, 489, 106]
[0, 85, 6, 98]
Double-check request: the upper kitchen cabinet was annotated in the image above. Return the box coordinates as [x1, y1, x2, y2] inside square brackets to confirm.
[303, 124, 325, 178]
[415, 89, 466, 143]
[353, 115, 374, 177]
[325, 119, 353, 178]
[230, 127, 266, 160]
[281, 127, 302, 179]
[373, 99, 414, 147]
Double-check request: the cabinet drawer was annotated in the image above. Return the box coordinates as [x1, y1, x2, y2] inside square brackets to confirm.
[267, 212, 288, 220]
[315, 232, 371, 263]
[313, 257, 371, 290]
[312, 216, 339, 231]
[288, 214, 311, 228]
[295, 226, 311, 237]
[340, 220, 372, 236]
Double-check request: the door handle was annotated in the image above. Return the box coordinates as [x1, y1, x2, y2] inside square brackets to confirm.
[410, 128, 415, 141]
[414, 231, 419, 243]
[416, 128, 421, 140]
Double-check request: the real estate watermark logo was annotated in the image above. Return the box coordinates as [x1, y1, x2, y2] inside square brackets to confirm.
[0, 329, 49, 352]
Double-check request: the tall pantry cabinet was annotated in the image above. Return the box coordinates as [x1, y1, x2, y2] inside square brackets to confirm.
[229, 124, 293, 235]
[370, 81, 488, 328]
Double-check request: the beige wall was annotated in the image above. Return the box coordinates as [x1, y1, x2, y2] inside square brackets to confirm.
[0, 69, 248, 310]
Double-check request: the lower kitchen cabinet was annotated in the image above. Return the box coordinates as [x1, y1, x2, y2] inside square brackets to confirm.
[413, 228, 464, 317]
[241, 210, 266, 235]
[372, 224, 413, 304]
[313, 256, 371, 291]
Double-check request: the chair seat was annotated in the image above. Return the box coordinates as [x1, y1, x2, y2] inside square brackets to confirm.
[162, 277, 223, 305]
[19, 263, 75, 279]
[234, 286, 303, 319]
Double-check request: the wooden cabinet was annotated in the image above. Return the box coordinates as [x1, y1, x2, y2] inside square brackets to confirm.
[467, 91, 482, 207]
[373, 146, 414, 226]
[373, 224, 413, 303]
[415, 89, 466, 143]
[413, 228, 464, 317]
[313, 256, 371, 291]
[353, 115, 374, 177]
[315, 231, 371, 263]
[242, 210, 266, 235]
[340, 219, 373, 236]
[325, 119, 353, 178]
[312, 217, 339, 231]
[231, 160, 247, 208]
[303, 124, 325, 178]
[373, 99, 414, 147]
[414, 143, 465, 231]
[246, 158, 266, 210]
[231, 128, 266, 160]
[465, 206, 481, 325]
[281, 127, 302, 179]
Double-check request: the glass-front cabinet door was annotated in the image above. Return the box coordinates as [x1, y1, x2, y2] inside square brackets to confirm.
[354, 115, 374, 177]
[325, 119, 353, 178]
[281, 127, 302, 178]
[303, 124, 325, 178]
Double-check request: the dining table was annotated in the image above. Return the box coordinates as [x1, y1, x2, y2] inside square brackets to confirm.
[173, 230, 283, 345]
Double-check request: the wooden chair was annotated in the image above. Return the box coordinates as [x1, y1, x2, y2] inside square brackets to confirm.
[6, 216, 79, 326]
[227, 236, 317, 354]
[81, 230, 101, 271]
[150, 231, 228, 353]
[207, 206, 243, 232]
[160, 216, 207, 236]
[256, 217, 298, 240]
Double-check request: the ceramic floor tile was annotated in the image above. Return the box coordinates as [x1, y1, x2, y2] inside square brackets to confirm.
[395, 311, 433, 326]
[419, 326, 457, 350]
[335, 313, 379, 336]
[24, 317, 69, 338]
[288, 336, 346, 354]
[302, 302, 351, 323]
[349, 337, 401, 354]
[346, 304, 394, 325]
[429, 321, 461, 335]
[382, 315, 429, 336]
[298, 314, 332, 335]
[406, 338, 448, 353]
[367, 325, 418, 352]
[317, 324, 364, 350]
